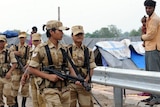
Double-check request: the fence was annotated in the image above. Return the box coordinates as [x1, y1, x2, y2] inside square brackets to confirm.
[92, 66, 160, 107]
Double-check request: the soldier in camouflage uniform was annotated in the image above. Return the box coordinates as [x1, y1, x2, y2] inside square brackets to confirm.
[28, 20, 73, 107]
[68, 25, 96, 107]
[0, 35, 17, 107]
[10, 32, 30, 107]
[21, 33, 42, 107]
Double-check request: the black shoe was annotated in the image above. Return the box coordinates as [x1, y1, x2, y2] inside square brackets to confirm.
[22, 97, 26, 107]
[10, 104, 18, 107]
[14, 96, 18, 107]
[145, 98, 160, 106]
[141, 97, 152, 102]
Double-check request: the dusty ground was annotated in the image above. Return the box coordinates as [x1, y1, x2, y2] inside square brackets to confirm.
[3, 83, 160, 107]
[92, 83, 160, 107]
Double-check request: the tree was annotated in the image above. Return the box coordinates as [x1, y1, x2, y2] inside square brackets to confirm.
[84, 25, 142, 38]
[108, 25, 122, 37]
[129, 29, 141, 36]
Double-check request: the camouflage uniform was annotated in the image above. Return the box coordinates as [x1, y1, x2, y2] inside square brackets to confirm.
[68, 25, 97, 107]
[10, 42, 30, 98]
[29, 40, 70, 107]
[27, 47, 40, 107]
[10, 33, 30, 107]
[68, 43, 96, 107]
[0, 35, 17, 107]
[27, 33, 42, 107]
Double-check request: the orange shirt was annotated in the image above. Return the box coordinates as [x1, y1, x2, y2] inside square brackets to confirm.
[142, 13, 160, 51]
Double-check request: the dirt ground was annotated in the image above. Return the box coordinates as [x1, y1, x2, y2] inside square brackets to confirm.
[4, 83, 160, 107]
[92, 83, 160, 107]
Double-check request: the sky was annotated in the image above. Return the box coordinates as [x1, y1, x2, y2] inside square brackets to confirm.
[0, 0, 160, 35]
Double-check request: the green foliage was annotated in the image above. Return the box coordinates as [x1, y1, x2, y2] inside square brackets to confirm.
[85, 25, 141, 38]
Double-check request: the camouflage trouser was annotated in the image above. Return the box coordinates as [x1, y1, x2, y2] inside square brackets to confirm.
[34, 77, 46, 107]
[68, 83, 93, 107]
[41, 87, 70, 107]
[11, 70, 21, 97]
[11, 69, 29, 97]
[21, 80, 29, 97]
[0, 77, 15, 106]
[31, 77, 39, 107]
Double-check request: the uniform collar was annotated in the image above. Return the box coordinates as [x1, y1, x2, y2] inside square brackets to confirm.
[0, 48, 7, 53]
[29, 45, 36, 52]
[18, 42, 28, 47]
[47, 40, 62, 49]
[72, 43, 84, 50]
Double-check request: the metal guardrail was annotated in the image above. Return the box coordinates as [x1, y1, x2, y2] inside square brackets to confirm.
[92, 66, 160, 107]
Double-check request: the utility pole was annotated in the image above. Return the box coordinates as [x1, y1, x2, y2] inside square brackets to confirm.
[58, 6, 60, 21]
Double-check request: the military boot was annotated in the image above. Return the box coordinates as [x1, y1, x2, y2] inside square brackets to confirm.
[22, 97, 26, 107]
[14, 96, 18, 107]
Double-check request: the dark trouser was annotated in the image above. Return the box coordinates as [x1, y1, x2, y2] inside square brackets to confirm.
[145, 50, 160, 100]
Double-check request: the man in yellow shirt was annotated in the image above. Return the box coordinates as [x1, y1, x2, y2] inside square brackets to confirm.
[141, 0, 160, 106]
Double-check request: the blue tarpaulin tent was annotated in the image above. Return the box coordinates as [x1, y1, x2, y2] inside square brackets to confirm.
[3, 30, 18, 38]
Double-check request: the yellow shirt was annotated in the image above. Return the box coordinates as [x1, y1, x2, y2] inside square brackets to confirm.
[142, 12, 160, 51]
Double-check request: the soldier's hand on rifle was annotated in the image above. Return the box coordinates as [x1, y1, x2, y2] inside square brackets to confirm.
[14, 51, 22, 56]
[5, 72, 11, 79]
[75, 81, 82, 86]
[24, 64, 29, 69]
[47, 74, 64, 82]
[21, 73, 30, 86]
[84, 77, 90, 83]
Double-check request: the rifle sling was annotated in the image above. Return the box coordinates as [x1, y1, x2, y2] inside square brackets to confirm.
[84, 47, 91, 82]
[61, 48, 88, 78]
[5, 49, 8, 63]
[44, 45, 67, 87]
[69, 45, 88, 68]
[15, 45, 28, 60]
[44, 45, 53, 65]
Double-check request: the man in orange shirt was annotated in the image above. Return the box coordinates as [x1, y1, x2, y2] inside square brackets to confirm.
[141, 0, 160, 105]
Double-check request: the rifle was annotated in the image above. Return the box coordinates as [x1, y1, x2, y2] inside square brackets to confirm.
[15, 55, 26, 72]
[42, 67, 91, 91]
[60, 48, 91, 91]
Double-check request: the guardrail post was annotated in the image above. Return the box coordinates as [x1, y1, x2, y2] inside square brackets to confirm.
[114, 87, 123, 107]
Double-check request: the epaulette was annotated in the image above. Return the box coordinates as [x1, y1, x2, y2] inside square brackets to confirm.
[29, 46, 35, 52]
[37, 42, 47, 48]
[62, 44, 68, 48]
[34, 42, 47, 53]
[66, 44, 72, 49]
[60, 44, 67, 51]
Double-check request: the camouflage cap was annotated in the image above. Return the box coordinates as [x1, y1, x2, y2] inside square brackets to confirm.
[32, 33, 41, 41]
[18, 32, 27, 38]
[46, 20, 69, 31]
[71, 25, 84, 36]
[0, 35, 6, 42]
